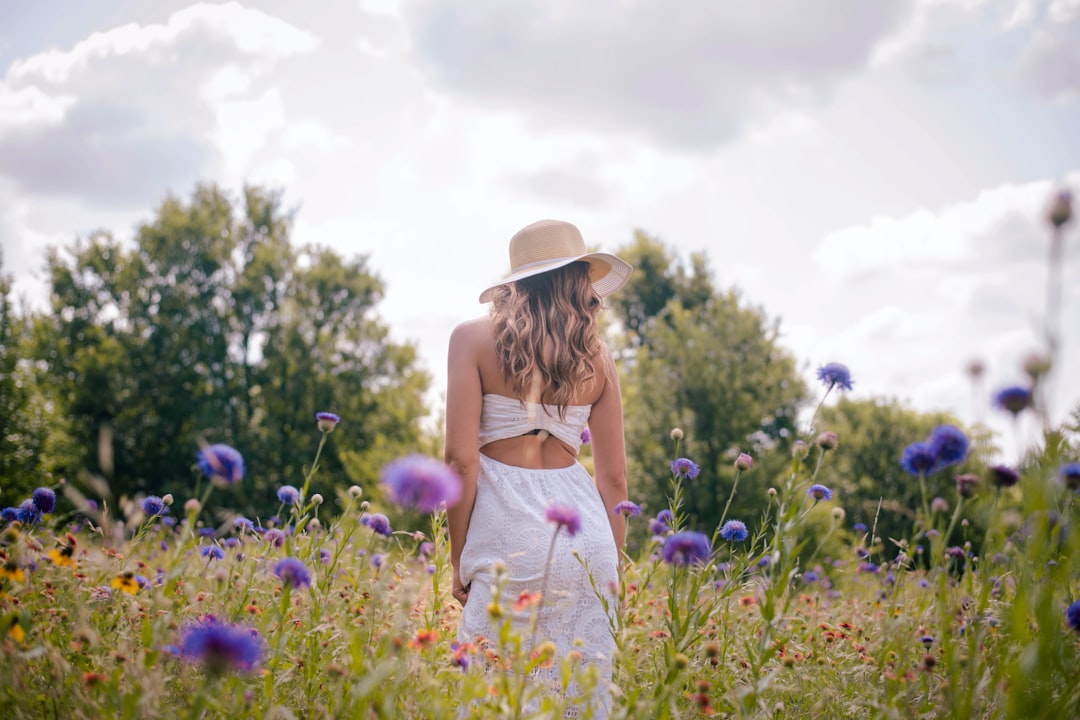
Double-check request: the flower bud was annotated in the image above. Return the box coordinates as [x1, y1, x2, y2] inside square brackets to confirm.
[930, 497, 949, 514]
[965, 359, 985, 380]
[1047, 189, 1073, 229]
[1022, 352, 1052, 381]
[734, 453, 753, 471]
[670, 428, 684, 441]
[184, 499, 201, 514]
[348, 485, 363, 499]
[162, 494, 174, 506]
[792, 441, 808, 459]
[767, 488, 778, 498]
[955, 474, 979, 499]
[831, 507, 846, 522]
[311, 494, 324, 506]
[816, 431, 839, 451]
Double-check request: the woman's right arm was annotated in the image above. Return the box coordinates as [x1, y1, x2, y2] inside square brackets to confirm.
[444, 321, 483, 605]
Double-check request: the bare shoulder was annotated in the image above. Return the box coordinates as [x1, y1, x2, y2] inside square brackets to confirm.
[449, 316, 494, 352]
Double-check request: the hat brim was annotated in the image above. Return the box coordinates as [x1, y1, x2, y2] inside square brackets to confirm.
[479, 252, 633, 303]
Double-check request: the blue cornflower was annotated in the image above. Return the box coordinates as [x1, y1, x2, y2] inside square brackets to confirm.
[993, 386, 1032, 416]
[276, 485, 300, 506]
[316, 412, 340, 432]
[361, 513, 392, 537]
[719, 520, 749, 542]
[31, 488, 56, 514]
[656, 509, 674, 526]
[381, 454, 463, 513]
[233, 516, 255, 532]
[197, 444, 245, 484]
[989, 465, 1020, 488]
[670, 458, 700, 479]
[197, 528, 216, 538]
[649, 518, 670, 536]
[808, 484, 833, 501]
[803, 570, 819, 583]
[816, 362, 854, 392]
[1059, 463, 1080, 492]
[660, 531, 711, 566]
[178, 616, 264, 673]
[853, 522, 868, 533]
[544, 504, 582, 537]
[274, 557, 311, 589]
[1, 507, 19, 524]
[858, 562, 879, 573]
[614, 501, 642, 517]
[1067, 600, 1080, 632]
[16, 499, 41, 525]
[929, 425, 968, 468]
[200, 545, 224, 561]
[264, 529, 286, 547]
[141, 496, 166, 517]
[921, 635, 935, 648]
[371, 553, 385, 569]
[900, 441, 937, 476]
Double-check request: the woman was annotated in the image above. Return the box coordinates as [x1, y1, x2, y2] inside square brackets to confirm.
[445, 219, 633, 716]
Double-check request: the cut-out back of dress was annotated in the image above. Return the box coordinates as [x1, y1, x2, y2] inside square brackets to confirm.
[478, 394, 591, 452]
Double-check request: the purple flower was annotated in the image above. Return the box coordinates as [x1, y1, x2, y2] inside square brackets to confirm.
[233, 516, 255, 532]
[200, 545, 224, 561]
[316, 412, 340, 433]
[361, 513, 392, 537]
[808, 484, 833, 501]
[988, 465, 1020, 488]
[31, 488, 56, 514]
[920, 635, 935, 648]
[1, 507, 17, 524]
[380, 454, 463, 513]
[929, 425, 968, 468]
[900, 441, 937, 477]
[1059, 463, 1080, 492]
[734, 453, 753, 471]
[955, 474, 979, 499]
[418, 542, 435, 557]
[544, 504, 582, 537]
[197, 444, 245, 484]
[661, 531, 711, 565]
[178, 617, 264, 673]
[371, 553, 385, 569]
[614, 501, 642, 517]
[719, 520, 748, 542]
[803, 570, 819, 583]
[141, 496, 166, 517]
[853, 522, 867, 533]
[264, 529, 286, 547]
[16, 499, 41, 525]
[816, 362, 853, 392]
[670, 458, 700, 479]
[277, 485, 300, 506]
[656, 509, 674, 526]
[993, 386, 1032, 416]
[273, 557, 311, 589]
[1067, 599, 1080, 632]
[580, 427, 591, 445]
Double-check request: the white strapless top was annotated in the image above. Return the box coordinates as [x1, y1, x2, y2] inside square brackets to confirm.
[478, 394, 591, 452]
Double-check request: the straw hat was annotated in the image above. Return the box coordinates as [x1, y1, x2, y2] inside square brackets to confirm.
[479, 219, 633, 303]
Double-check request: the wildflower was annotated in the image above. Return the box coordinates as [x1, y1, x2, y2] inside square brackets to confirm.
[273, 557, 311, 589]
[31, 488, 56, 514]
[900, 442, 937, 477]
[945, 546, 966, 561]
[993, 386, 1032, 416]
[47, 546, 77, 569]
[16, 500, 40, 525]
[361, 513, 392, 537]
[381, 454, 463, 512]
[989, 465, 1020, 488]
[184, 499, 202, 514]
[409, 629, 438, 650]
[955, 474, 980, 499]
[1067, 599, 1080, 632]
[719, 520, 748, 542]
[792, 441, 808, 458]
[649, 517, 669, 535]
[816, 432, 839, 451]
[178, 616, 264, 673]
[111, 573, 139, 594]
[670, 428, 684, 441]
[196, 444, 245, 484]
[930, 497, 950, 514]
[348, 485, 363, 499]
[544, 504, 582, 537]
[451, 641, 475, 670]
[580, 427, 591, 445]
[614, 501, 642, 517]
[920, 635, 935, 648]
[277, 485, 300, 506]
[734, 453, 753, 471]
[513, 591, 542, 612]
[831, 507, 846, 522]
[803, 571, 819, 583]
[929, 425, 968, 467]
[531, 641, 557, 668]
[316, 412, 340, 433]
[670, 457, 700, 479]
[233, 517, 254, 533]
[816, 362, 854, 392]
[1, 561, 25, 582]
[0, 507, 16, 524]
[1047, 189, 1073, 228]
[141, 496, 166, 517]
[661, 531, 711, 565]
[808, 484, 833, 501]
[83, 671, 106, 686]
[371, 553, 384, 569]
[966, 359, 985, 379]
[162, 494, 174, 506]
[311, 494, 324, 506]
[656, 509, 674, 526]
[1059, 463, 1080, 492]
[1022, 353, 1052, 381]
[200, 546, 225, 561]
[853, 523, 867, 534]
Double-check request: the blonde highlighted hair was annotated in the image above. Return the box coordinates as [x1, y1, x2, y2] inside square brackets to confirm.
[489, 262, 605, 416]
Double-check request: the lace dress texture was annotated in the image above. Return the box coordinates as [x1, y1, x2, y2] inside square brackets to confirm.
[458, 394, 618, 717]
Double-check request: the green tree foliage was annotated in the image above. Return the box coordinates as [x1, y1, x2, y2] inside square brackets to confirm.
[28, 184, 429, 517]
[813, 397, 990, 558]
[612, 232, 807, 539]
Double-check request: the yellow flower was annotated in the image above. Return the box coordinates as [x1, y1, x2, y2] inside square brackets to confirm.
[0, 562, 25, 583]
[8, 623, 25, 644]
[110, 573, 138, 595]
[47, 547, 77, 569]
[530, 641, 557, 668]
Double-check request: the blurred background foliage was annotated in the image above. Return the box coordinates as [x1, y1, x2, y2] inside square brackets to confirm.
[2, 183, 1075, 540]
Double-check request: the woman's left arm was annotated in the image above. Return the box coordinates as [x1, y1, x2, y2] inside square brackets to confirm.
[588, 349, 629, 558]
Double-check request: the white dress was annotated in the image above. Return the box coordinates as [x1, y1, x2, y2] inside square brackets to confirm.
[458, 394, 618, 717]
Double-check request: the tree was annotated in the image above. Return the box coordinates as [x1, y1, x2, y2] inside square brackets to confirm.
[32, 184, 430, 518]
[612, 233, 807, 540]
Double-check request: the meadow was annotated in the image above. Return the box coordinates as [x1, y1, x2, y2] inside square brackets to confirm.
[1, 193, 1079, 719]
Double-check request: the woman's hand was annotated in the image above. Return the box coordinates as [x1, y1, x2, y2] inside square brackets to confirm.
[452, 567, 470, 606]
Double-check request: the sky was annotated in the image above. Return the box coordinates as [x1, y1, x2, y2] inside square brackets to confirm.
[1, 0, 1078, 460]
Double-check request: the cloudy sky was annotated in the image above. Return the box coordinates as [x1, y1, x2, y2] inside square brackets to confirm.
[2, 0, 1078, 459]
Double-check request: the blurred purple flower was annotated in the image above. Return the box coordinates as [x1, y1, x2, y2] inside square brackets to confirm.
[900, 442, 937, 477]
[929, 425, 968, 468]
[273, 557, 311, 589]
[580, 427, 591, 445]
[197, 444, 245, 484]
[178, 616, 264, 673]
[200, 545, 224, 561]
[614, 501, 642, 517]
[816, 362, 853, 392]
[734, 453, 753, 471]
[544, 504, 582, 537]
[1067, 599, 1080, 632]
[381, 454, 463, 513]
[808, 484, 833, 501]
[361, 513, 392, 537]
[993, 386, 1032, 416]
[277, 485, 300, 506]
[989, 465, 1020, 488]
[141, 496, 166, 517]
[1059, 463, 1080, 492]
[32, 488, 56, 514]
[670, 457, 700, 479]
[661, 531, 711, 565]
[264, 529, 286, 547]
[719, 520, 748, 542]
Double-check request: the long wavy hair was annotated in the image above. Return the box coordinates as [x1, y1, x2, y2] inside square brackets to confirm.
[489, 262, 605, 416]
